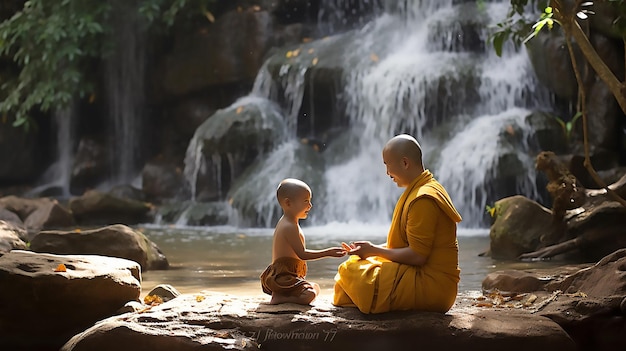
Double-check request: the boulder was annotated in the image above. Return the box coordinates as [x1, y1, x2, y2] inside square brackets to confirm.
[157, 8, 274, 98]
[488, 195, 552, 259]
[68, 189, 153, 225]
[70, 137, 109, 194]
[141, 160, 186, 201]
[183, 96, 286, 202]
[0, 196, 75, 238]
[482, 249, 626, 351]
[0, 250, 141, 351]
[30, 224, 169, 271]
[61, 291, 576, 351]
[0, 219, 28, 254]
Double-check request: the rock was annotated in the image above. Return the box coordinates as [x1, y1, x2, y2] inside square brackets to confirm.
[183, 96, 286, 202]
[0, 220, 28, 254]
[157, 8, 274, 98]
[70, 137, 109, 195]
[61, 292, 576, 351]
[142, 161, 186, 201]
[0, 196, 75, 238]
[0, 250, 141, 351]
[29, 224, 169, 271]
[488, 195, 552, 260]
[481, 249, 626, 351]
[526, 28, 581, 100]
[69, 189, 153, 225]
[145, 284, 181, 302]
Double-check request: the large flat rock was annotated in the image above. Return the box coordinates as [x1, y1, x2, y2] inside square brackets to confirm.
[0, 250, 141, 351]
[62, 291, 576, 351]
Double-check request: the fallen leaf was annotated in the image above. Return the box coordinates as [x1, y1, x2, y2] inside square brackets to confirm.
[308, 48, 315, 54]
[302, 37, 312, 43]
[370, 53, 379, 62]
[236, 106, 244, 114]
[54, 264, 67, 272]
[196, 295, 205, 302]
[144, 294, 164, 306]
[312, 57, 319, 66]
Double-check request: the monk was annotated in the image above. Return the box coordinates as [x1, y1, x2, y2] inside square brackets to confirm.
[333, 134, 462, 313]
[261, 178, 346, 305]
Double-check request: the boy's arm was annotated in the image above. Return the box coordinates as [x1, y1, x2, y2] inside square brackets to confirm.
[282, 227, 345, 260]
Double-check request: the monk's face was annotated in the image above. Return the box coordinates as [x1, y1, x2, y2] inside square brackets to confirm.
[382, 147, 409, 187]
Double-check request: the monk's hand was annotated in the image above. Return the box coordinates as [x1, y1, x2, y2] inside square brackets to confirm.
[349, 241, 377, 259]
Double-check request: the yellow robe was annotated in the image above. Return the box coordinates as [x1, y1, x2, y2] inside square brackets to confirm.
[333, 170, 462, 313]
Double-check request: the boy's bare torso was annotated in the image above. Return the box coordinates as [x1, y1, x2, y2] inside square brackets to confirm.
[272, 217, 305, 261]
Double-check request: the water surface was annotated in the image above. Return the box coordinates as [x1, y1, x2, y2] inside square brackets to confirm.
[141, 224, 560, 299]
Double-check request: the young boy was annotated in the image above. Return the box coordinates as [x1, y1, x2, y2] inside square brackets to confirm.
[260, 178, 346, 305]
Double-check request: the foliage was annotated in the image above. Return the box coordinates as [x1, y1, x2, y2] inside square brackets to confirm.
[491, 0, 626, 211]
[0, 0, 216, 130]
[552, 111, 582, 142]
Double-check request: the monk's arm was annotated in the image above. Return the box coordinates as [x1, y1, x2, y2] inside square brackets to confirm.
[350, 198, 438, 266]
[350, 243, 426, 266]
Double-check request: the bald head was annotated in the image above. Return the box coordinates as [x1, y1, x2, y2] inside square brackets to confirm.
[276, 178, 311, 203]
[383, 134, 424, 170]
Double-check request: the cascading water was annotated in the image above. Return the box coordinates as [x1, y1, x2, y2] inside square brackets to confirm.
[104, 0, 146, 185]
[185, 0, 552, 229]
[317, 0, 551, 227]
[28, 103, 76, 198]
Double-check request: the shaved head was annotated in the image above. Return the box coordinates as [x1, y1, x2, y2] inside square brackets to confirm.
[383, 134, 424, 170]
[277, 178, 311, 202]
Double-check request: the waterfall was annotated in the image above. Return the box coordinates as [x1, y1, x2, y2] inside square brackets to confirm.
[316, 0, 550, 227]
[104, 0, 146, 185]
[188, 0, 552, 229]
[28, 103, 76, 198]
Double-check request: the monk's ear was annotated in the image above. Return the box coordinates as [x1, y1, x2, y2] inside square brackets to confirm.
[401, 157, 410, 169]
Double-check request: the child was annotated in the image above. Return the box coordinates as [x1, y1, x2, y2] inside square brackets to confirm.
[260, 178, 346, 305]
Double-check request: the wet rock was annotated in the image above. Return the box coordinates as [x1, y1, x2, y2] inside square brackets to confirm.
[70, 137, 109, 195]
[68, 189, 153, 226]
[30, 224, 169, 271]
[142, 161, 186, 202]
[184, 96, 286, 202]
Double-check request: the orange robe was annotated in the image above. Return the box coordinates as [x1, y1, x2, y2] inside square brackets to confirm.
[333, 170, 461, 313]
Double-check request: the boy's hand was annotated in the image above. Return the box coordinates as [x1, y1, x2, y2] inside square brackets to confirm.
[329, 247, 348, 257]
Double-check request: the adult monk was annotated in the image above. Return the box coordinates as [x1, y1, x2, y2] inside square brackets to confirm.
[333, 134, 462, 314]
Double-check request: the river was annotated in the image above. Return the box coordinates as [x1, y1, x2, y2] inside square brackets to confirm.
[140, 223, 559, 300]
